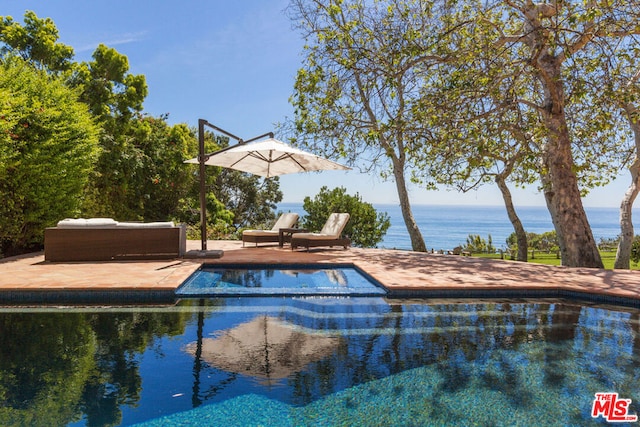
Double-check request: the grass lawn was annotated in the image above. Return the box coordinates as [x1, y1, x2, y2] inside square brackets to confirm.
[473, 251, 640, 270]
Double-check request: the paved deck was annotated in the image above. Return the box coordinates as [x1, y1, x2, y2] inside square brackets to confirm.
[1, 240, 639, 305]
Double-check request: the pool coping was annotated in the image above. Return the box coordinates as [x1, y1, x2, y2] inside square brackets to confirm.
[0, 240, 639, 307]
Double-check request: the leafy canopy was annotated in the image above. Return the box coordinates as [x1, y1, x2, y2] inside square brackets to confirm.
[0, 10, 74, 72]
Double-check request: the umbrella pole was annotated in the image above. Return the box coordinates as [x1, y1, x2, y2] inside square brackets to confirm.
[194, 118, 276, 251]
[198, 119, 208, 251]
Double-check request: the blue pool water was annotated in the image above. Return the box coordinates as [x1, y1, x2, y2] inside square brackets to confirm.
[176, 264, 387, 296]
[1, 297, 638, 426]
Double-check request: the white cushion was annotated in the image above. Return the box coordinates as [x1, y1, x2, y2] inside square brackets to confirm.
[319, 213, 350, 237]
[271, 213, 299, 231]
[116, 221, 175, 228]
[57, 218, 118, 228]
[243, 229, 278, 236]
[291, 232, 336, 240]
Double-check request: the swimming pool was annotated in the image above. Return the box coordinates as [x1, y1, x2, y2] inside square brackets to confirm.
[1, 297, 638, 426]
[176, 264, 387, 296]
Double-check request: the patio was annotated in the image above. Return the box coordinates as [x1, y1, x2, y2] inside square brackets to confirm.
[1, 240, 639, 305]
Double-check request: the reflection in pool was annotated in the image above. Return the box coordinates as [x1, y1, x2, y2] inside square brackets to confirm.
[0, 297, 638, 426]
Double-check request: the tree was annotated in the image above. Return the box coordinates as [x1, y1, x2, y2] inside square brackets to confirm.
[84, 115, 195, 222]
[605, 43, 640, 269]
[615, 67, 640, 269]
[0, 57, 100, 256]
[0, 10, 74, 73]
[482, 0, 640, 267]
[70, 44, 147, 124]
[302, 186, 390, 248]
[0, 11, 282, 248]
[214, 170, 283, 231]
[69, 44, 149, 220]
[423, 0, 638, 267]
[287, 0, 455, 252]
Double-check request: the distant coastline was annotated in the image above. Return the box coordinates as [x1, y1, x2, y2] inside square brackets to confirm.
[278, 203, 631, 251]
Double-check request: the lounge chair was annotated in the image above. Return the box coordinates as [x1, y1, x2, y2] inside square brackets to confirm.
[242, 213, 299, 247]
[290, 213, 351, 251]
[44, 218, 187, 261]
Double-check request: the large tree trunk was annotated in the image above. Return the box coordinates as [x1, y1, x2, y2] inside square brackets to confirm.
[541, 136, 602, 268]
[615, 102, 640, 269]
[615, 160, 639, 269]
[496, 173, 527, 262]
[535, 56, 603, 268]
[511, 1, 604, 268]
[392, 158, 427, 252]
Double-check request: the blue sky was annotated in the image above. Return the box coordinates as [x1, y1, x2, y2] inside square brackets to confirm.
[2, 1, 632, 207]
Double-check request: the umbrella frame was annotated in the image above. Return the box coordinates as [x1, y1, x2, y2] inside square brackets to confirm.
[196, 119, 272, 250]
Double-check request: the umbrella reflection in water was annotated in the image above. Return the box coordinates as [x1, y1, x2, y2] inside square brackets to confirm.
[185, 315, 341, 386]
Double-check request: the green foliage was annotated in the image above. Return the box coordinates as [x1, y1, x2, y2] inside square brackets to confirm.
[214, 170, 283, 232]
[0, 312, 95, 426]
[630, 236, 640, 266]
[506, 230, 560, 259]
[0, 57, 99, 256]
[529, 231, 560, 253]
[287, 0, 453, 251]
[82, 115, 194, 222]
[462, 234, 495, 254]
[301, 186, 390, 248]
[0, 11, 280, 254]
[0, 11, 74, 72]
[70, 44, 147, 124]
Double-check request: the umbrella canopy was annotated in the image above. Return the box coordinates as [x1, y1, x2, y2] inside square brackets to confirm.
[186, 137, 350, 178]
[184, 315, 340, 385]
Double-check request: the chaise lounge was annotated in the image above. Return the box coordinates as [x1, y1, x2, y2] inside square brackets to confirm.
[290, 213, 351, 251]
[44, 218, 187, 262]
[242, 213, 299, 247]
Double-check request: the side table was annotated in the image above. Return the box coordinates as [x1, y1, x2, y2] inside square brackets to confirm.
[278, 228, 308, 247]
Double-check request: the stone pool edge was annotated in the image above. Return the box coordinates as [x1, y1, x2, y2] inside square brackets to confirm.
[1, 240, 639, 307]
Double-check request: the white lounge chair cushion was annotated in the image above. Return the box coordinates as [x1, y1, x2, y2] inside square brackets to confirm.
[270, 213, 299, 231]
[242, 213, 299, 237]
[293, 213, 350, 239]
[57, 218, 118, 228]
[292, 232, 340, 240]
[320, 213, 350, 237]
[242, 229, 279, 236]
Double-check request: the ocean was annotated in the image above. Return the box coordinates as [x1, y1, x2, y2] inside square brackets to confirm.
[278, 203, 630, 251]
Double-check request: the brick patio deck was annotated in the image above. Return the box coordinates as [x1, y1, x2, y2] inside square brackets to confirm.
[1, 240, 639, 305]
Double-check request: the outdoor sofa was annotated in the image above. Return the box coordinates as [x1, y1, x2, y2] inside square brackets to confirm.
[291, 213, 351, 251]
[44, 218, 187, 261]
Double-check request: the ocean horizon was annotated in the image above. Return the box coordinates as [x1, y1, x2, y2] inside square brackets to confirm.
[278, 203, 633, 251]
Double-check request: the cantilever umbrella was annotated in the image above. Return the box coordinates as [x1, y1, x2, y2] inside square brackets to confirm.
[186, 136, 350, 251]
[185, 137, 350, 178]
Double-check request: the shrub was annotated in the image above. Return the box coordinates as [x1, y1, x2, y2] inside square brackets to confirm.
[302, 186, 390, 248]
[630, 236, 640, 266]
[0, 58, 99, 256]
[463, 234, 495, 254]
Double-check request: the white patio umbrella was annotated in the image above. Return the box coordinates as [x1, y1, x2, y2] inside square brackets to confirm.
[185, 120, 351, 251]
[185, 137, 350, 178]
